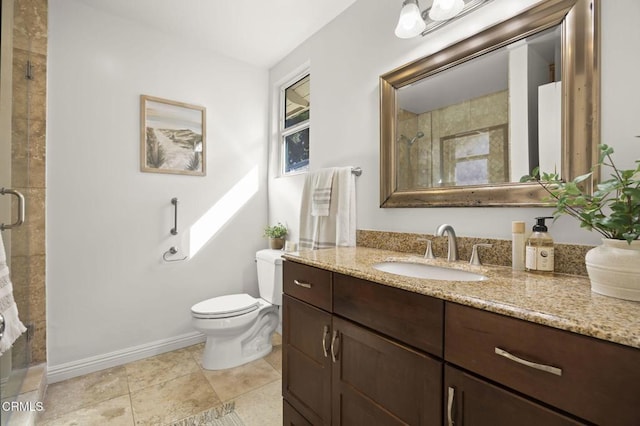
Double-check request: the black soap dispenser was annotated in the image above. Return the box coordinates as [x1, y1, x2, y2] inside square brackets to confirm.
[525, 216, 555, 273]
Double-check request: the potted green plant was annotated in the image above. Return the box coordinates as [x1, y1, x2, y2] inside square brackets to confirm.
[264, 222, 288, 250]
[521, 144, 640, 301]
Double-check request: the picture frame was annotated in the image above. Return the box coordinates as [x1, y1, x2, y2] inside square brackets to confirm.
[140, 95, 206, 176]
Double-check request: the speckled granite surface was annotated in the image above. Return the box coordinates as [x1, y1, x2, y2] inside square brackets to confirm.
[282, 246, 640, 349]
[357, 229, 593, 276]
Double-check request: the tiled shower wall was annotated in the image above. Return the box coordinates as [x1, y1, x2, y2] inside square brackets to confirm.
[10, 0, 47, 365]
[397, 90, 508, 189]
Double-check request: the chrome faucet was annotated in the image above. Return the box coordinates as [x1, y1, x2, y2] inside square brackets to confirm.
[436, 224, 458, 261]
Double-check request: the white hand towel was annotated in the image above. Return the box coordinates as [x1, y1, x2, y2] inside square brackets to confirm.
[299, 167, 357, 250]
[334, 167, 356, 247]
[311, 168, 335, 217]
[0, 232, 27, 356]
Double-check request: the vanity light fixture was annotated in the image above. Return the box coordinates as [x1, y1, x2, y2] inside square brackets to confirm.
[394, 0, 427, 39]
[395, 0, 494, 39]
[429, 0, 465, 21]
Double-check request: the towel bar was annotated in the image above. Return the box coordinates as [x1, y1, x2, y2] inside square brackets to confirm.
[351, 167, 362, 176]
[0, 188, 25, 231]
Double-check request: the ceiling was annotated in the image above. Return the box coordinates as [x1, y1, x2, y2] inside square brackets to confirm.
[73, 0, 358, 68]
[398, 25, 560, 114]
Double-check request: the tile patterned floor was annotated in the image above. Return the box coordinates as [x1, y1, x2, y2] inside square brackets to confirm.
[36, 334, 283, 425]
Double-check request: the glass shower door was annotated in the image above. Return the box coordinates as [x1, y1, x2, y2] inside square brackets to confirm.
[0, 0, 34, 419]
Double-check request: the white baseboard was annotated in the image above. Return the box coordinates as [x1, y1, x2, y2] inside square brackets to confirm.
[47, 331, 206, 384]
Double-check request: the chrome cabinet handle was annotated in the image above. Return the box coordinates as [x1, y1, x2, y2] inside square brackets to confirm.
[0, 188, 25, 231]
[0, 313, 5, 340]
[322, 325, 330, 357]
[447, 386, 455, 426]
[293, 279, 312, 289]
[495, 347, 563, 376]
[330, 330, 339, 363]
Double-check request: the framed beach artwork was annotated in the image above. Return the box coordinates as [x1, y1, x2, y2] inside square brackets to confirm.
[140, 95, 206, 176]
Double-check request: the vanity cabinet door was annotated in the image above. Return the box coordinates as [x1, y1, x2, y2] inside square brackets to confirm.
[283, 400, 313, 426]
[332, 316, 442, 426]
[283, 295, 332, 425]
[445, 302, 640, 425]
[444, 365, 585, 426]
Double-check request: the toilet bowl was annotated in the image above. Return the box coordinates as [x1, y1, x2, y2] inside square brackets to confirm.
[191, 249, 283, 370]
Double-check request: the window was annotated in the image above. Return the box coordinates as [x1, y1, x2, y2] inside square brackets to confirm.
[281, 74, 310, 175]
[441, 125, 508, 186]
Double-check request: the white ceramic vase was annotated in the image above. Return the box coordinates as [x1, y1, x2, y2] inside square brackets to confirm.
[585, 238, 640, 301]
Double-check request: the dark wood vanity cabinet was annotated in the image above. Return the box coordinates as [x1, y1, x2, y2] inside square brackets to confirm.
[283, 261, 443, 425]
[443, 365, 584, 426]
[445, 302, 640, 426]
[283, 260, 640, 425]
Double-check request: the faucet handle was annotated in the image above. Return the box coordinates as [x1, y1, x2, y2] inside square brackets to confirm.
[417, 238, 436, 259]
[470, 243, 492, 266]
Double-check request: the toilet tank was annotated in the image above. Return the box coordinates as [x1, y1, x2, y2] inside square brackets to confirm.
[256, 249, 284, 306]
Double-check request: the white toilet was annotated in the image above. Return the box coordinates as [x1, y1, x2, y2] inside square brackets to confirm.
[191, 249, 283, 370]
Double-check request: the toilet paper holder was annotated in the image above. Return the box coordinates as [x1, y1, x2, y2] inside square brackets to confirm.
[163, 246, 187, 262]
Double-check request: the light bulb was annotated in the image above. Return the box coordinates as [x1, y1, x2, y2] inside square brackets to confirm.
[394, 0, 426, 39]
[429, 0, 465, 21]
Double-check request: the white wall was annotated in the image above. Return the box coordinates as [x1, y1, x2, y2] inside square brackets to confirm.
[268, 0, 640, 247]
[47, 0, 269, 369]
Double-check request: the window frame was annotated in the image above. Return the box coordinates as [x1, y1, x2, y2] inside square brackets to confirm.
[279, 72, 310, 176]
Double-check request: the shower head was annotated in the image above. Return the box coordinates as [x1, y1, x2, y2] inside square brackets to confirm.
[408, 131, 425, 145]
[398, 131, 425, 145]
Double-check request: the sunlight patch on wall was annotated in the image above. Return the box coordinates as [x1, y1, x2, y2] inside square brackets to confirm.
[189, 166, 259, 257]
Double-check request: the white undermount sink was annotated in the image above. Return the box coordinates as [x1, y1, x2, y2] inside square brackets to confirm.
[372, 261, 487, 282]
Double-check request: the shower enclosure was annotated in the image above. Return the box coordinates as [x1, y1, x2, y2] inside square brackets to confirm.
[1, 0, 47, 422]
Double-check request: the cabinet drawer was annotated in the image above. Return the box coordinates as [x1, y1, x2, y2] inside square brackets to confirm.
[445, 302, 640, 426]
[334, 273, 443, 357]
[283, 261, 332, 312]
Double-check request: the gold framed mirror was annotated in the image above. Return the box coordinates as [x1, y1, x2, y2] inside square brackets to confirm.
[380, 0, 599, 207]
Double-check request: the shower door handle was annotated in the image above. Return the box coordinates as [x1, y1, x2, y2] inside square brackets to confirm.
[0, 188, 26, 231]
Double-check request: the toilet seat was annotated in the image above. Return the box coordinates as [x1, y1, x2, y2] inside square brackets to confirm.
[191, 293, 260, 319]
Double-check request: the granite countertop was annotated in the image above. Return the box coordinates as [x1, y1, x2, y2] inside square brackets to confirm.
[282, 246, 640, 349]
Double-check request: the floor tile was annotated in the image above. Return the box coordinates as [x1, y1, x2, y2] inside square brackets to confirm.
[39, 366, 129, 421]
[130, 371, 220, 425]
[271, 333, 282, 346]
[234, 380, 283, 426]
[264, 345, 282, 374]
[38, 395, 134, 426]
[125, 348, 200, 393]
[202, 358, 281, 402]
[5, 390, 41, 426]
[36, 334, 283, 425]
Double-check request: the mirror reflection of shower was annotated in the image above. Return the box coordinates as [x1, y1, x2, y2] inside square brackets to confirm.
[398, 131, 425, 188]
[398, 131, 425, 146]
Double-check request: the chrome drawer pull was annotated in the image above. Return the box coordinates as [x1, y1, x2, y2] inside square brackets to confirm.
[293, 279, 312, 289]
[322, 325, 330, 357]
[447, 386, 455, 426]
[330, 330, 340, 363]
[495, 347, 563, 376]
